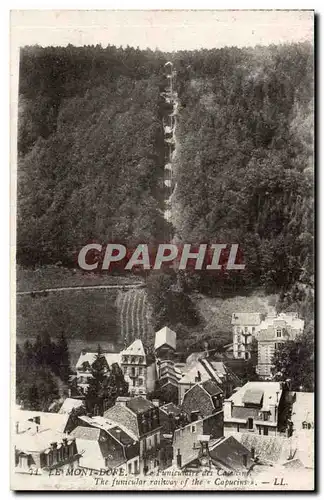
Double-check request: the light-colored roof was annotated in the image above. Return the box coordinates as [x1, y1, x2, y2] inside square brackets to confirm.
[258, 313, 305, 333]
[76, 351, 121, 370]
[227, 382, 282, 413]
[59, 398, 84, 415]
[120, 339, 146, 357]
[15, 427, 71, 454]
[79, 415, 138, 442]
[231, 313, 263, 326]
[291, 392, 314, 428]
[14, 410, 69, 434]
[154, 326, 177, 351]
[75, 438, 106, 470]
[71, 426, 101, 441]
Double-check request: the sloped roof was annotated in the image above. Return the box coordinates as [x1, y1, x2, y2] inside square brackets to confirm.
[120, 339, 146, 357]
[228, 382, 282, 414]
[76, 351, 121, 370]
[154, 326, 177, 351]
[71, 426, 101, 441]
[231, 313, 262, 326]
[79, 415, 138, 442]
[209, 436, 253, 471]
[235, 433, 294, 464]
[15, 428, 70, 454]
[15, 409, 69, 434]
[59, 398, 84, 415]
[242, 388, 264, 406]
[201, 380, 223, 397]
[160, 403, 182, 416]
[126, 397, 155, 414]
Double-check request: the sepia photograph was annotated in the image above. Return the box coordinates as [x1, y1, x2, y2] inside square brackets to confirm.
[10, 9, 314, 491]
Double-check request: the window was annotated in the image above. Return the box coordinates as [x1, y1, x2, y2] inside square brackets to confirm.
[244, 327, 248, 333]
[248, 418, 253, 430]
[131, 367, 136, 376]
[263, 426, 269, 436]
[128, 463, 132, 474]
[123, 356, 128, 363]
[245, 352, 249, 360]
[191, 425, 196, 433]
[138, 378, 143, 386]
[134, 460, 139, 474]
[276, 328, 282, 338]
[139, 367, 143, 375]
[237, 424, 240, 433]
[123, 366, 127, 374]
[131, 357, 135, 363]
[243, 454, 247, 467]
[252, 327, 255, 333]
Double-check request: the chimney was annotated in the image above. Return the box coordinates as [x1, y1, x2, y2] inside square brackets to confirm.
[51, 442, 57, 449]
[116, 396, 131, 406]
[152, 399, 160, 407]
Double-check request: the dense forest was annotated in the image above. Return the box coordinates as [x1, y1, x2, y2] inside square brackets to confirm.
[17, 43, 314, 323]
[18, 45, 171, 266]
[172, 44, 313, 302]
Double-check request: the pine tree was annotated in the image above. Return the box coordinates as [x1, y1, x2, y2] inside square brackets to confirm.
[85, 344, 110, 416]
[56, 333, 70, 383]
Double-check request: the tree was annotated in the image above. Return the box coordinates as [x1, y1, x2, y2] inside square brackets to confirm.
[85, 345, 110, 415]
[103, 363, 129, 411]
[272, 326, 314, 391]
[56, 333, 71, 383]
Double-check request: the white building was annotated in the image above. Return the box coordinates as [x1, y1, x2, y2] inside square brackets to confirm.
[120, 339, 147, 396]
[223, 382, 283, 437]
[256, 313, 305, 378]
[231, 312, 263, 360]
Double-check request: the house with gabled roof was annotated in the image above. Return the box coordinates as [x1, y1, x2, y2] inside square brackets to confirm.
[224, 381, 283, 437]
[104, 397, 161, 475]
[120, 339, 147, 397]
[154, 326, 177, 359]
[71, 418, 140, 474]
[14, 410, 80, 474]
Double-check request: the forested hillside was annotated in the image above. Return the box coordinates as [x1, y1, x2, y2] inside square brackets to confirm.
[18, 45, 170, 266]
[17, 43, 314, 320]
[171, 43, 314, 318]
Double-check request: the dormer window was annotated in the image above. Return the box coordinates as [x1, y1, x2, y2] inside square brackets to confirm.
[123, 356, 128, 363]
[276, 328, 282, 338]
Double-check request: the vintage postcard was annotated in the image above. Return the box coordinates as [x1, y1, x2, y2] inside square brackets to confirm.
[10, 10, 315, 491]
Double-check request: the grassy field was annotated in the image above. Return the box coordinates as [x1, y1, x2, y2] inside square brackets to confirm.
[16, 266, 277, 366]
[16, 267, 153, 367]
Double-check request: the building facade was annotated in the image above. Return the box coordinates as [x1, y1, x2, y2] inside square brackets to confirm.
[104, 397, 161, 474]
[120, 340, 147, 396]
[224, 382, 283, 437]
[231, 313, 263, 360]
[255, 313, 305, 378]
[14, 413, 80, 474]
